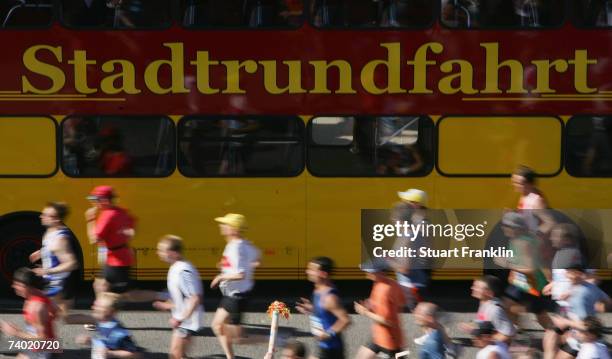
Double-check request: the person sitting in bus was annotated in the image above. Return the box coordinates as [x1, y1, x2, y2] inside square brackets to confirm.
[97, 127, 133, 176]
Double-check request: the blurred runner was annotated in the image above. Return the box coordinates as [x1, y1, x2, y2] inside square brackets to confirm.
[211, 213, 261, 359]
[0, 267, 57, 359]
[153, 235, 204, 359]
[75, 292, 143, 358]
[511, 165, 555, 264]
[85, 185, 157, 302]
[459, 276, 515, 344]
[414, 302, 448, 359]
[296, 257, 350, 359]
[393, 188, 431, 309]
[472, 321, 511, 359]
[550, 265, 610, 359]
[495, 212, 555, 359]
[512, 166, 548, 210]
[30, 202, 79, 320]
[575, 316, 610, 359]
[354, 263, 406, 359]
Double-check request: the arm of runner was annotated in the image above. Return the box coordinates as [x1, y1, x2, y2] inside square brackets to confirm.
[295, 297, 313, 315]
[47, 235, 78, 274]
[152, 300, 174, 311]
[2, 302, 49, 340]
[354, 301, 391, 327]
[173, 294, 202, 325]
[321, 293, 351, 339]
[486, 353, 501, 359]
[29, 250, 41, 263]
[85, 207, 99, 244]
[87, 219, 99, 244]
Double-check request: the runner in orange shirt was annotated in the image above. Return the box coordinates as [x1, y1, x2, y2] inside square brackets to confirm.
[354, 263, 406, 359]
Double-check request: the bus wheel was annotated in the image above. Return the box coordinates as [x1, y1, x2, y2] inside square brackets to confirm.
[0, 217, 44, 292]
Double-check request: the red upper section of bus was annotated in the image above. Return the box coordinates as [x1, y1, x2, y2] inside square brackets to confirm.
[1, 23, 610, 114]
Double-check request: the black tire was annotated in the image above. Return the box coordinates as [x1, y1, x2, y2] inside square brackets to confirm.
[0, 217, 45, 293]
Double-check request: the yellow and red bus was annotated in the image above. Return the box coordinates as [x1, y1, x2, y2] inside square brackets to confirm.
[0, 0, 610, 287]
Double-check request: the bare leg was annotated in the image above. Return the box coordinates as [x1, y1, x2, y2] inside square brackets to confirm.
[354, 346, 377, 359]
[93, 277, 109, 297]
[169, 330, 191, 359]
[212, 307, 234, 359]
[543, 329, 558, 359]
[52, 297, 73, 321]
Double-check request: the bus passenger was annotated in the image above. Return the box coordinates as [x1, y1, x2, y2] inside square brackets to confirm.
[30, 202, 79, 320]
[211, 213, 261, 359]
[154, 235, 204, 359]
[296, 257, 351, 359]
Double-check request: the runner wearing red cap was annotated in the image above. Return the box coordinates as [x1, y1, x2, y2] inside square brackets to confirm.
[85, 186, 158, 303]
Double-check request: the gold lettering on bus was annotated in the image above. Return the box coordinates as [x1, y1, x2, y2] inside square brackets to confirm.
[19, 41, 600, 97]
[189, 51, 220, 94]
[22, 45, 66, 94]
[407, 42, 444, 94]
[100, 60, 141, 95]
[259, 60, 306, 94]
[144, 42, 189, 95]
[361, 43, 406, 95]
[309, 60, 356, 94]
[439, 60, 477, 95]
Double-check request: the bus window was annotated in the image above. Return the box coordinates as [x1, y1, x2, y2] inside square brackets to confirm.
[310, 0, 434, 28]
[308, 116, 434, 176]
[61, 0, 171, 29]
[178, 116, 304, 177]
[0, 117, 56, 176]
[437, 116, 562, 176]
[566, 116, 612, 177]
[441, 0, 564, 28]
[1, 0, 54, 28]
[182, 0, 304, 28]
[572, 0, 612, 27]
[61, 116, 175, 177]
